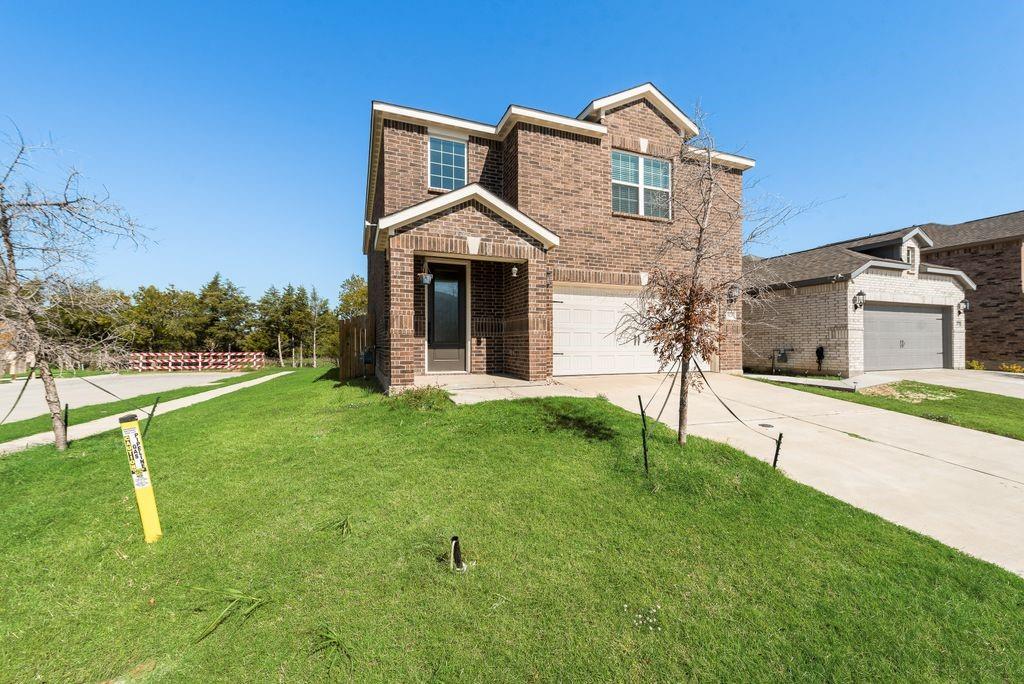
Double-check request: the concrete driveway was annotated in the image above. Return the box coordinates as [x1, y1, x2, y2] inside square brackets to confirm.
[859, 368, 1024, 399]
[554, 372, 1024, 577]
[0, 372, 243, 423]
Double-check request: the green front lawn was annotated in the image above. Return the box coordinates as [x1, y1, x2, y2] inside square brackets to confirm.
[767, 379, 1024, 441]
[0, 368, 279, 444]
[1, 369, 1022, 681]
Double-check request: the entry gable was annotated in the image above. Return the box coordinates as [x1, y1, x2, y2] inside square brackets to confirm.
[577, 83, 700, 139]
[374, 183, 559, 251]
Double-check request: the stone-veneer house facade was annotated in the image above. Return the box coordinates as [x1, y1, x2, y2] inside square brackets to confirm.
[362, 84, 754, 392]
[920, 211, 1024, 367]
[744, 227, 975, 377]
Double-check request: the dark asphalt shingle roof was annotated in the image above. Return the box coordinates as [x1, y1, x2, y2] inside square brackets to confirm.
[750, 230, 916, 288]
[752, 210, 1023, 288]
[921, 210, 1024, 249]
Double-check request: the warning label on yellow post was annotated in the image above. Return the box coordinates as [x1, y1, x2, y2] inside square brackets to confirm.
[119, 414, 163, 543]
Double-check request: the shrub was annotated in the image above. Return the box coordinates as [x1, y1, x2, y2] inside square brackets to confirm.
[999, 362, 1024, 374]
[966, 359, 986, 371]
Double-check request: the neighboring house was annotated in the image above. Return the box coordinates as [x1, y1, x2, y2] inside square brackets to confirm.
[362, 83, 754, 392]
[918, 210, 1024, 367]
[744, 226, 975, 377]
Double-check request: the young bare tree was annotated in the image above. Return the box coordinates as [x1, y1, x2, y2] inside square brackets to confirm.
[618, 109, 799, 445]
[0, 127, 144, 450]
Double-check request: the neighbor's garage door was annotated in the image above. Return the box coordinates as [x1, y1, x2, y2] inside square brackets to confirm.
[863, 303, 949, 371]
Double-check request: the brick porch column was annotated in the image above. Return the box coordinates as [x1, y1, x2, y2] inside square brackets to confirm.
[387, 244, 417, 389]
[525, 258, 552, 381]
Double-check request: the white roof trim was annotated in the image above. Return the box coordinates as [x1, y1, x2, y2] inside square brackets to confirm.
[900, 227, 935, 248]
[495, 105, 606, 137]
[578, 83, 700, 138]
[371, 102, 606, 141]
[372, 102, 495, 137]
[850, 260, 912, 279]
[921, 264, 977, 290]
[375, 183, 560, 250]
[683, 145, 756, 170]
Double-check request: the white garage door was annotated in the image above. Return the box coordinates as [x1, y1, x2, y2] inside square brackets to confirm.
[553, 286, 706, 376]
[863, 303, 949, 371]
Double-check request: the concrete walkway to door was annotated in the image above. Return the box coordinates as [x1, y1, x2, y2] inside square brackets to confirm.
[555, 372, 1024, 577]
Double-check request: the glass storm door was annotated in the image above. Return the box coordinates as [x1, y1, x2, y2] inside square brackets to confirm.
[427, 264, 466, 372]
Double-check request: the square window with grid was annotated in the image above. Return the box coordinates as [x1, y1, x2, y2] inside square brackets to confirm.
[429, 137, 466, 190]
[611, 150, 671, 218]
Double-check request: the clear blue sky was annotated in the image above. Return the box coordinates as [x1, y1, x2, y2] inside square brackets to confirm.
[6, 1, 1023, 304]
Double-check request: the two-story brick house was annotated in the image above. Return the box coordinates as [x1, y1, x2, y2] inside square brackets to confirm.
[921, 211, 1024, 367]
[362, 84, 754, 392]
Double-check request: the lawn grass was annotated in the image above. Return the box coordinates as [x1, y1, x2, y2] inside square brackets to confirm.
[1, 368, 1022, 681]
[0, 368, 279, 444]
[766, 379, 1024, 441]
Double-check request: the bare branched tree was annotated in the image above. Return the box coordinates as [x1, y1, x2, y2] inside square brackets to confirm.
[0, 125, 145, 450]
[617, 107, 803, 445]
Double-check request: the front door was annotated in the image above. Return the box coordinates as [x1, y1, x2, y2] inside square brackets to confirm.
[427, 263, 467, 372]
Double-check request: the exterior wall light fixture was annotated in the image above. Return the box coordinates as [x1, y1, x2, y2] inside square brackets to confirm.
[958, 299, 971, 314]
[852, 290, 867, 310]
[511, 266, 519, 278]
[419, 272, 433, 286]
[726, 283, 742, 304]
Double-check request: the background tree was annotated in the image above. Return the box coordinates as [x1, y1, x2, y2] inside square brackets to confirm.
[618, 111, 796, 445]
[280, 284, 311, 366]
[52, 284, 131, 367]
[307, 286, 331, 368]
[0, 128, 144, 450]
[198, 273, 252, 352]
[256, 286, 286, 366]
[337, 274, 367, 320]
[124, 285, 204, 352]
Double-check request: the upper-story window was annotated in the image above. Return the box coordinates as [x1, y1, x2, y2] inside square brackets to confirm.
[429, 136, 466, 190]
[611, 150, 671, 218]
[904, 243, 919, 273]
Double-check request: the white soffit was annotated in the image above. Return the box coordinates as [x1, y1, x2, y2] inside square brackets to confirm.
[375, 183, 560, 250]
[371, 101, 606, 140]
[683, 145, 756, 170]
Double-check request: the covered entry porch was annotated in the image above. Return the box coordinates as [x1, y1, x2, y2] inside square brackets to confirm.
[373, 184, 558, 391]
[410, 255, 542, 380]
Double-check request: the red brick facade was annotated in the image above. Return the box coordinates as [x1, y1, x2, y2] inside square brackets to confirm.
[365, 92, 747, 391]
[925, 238, 1024, 366]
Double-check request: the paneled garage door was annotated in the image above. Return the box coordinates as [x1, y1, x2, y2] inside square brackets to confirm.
[863, 303, 949, 371]
[552, 286, 707, 376]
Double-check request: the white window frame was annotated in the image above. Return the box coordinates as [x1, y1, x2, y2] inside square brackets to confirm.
[427, 129, 468, 192]
[611, 150, 672, 218]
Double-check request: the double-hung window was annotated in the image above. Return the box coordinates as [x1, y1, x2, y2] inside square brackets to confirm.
[429, 136, 466, 190]
[611, 150, 671, 218]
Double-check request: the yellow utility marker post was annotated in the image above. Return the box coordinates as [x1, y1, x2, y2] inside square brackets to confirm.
[119, 414, 163, 543]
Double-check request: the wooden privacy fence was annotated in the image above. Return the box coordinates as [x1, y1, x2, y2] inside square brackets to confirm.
[339, 314, 374, 379]
[130, 352, 266, 372]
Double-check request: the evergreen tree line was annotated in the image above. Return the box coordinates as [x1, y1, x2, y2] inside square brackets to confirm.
[62, 273, 367, 367]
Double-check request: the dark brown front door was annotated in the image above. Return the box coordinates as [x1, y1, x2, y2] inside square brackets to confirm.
[427, 263, 466, 372]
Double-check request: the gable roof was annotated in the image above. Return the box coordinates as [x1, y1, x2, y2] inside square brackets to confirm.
[921, 210, 1024, 250]
[577, 83, 700, 139]
[363, 84, 755, 237]
[753, 244, 909, 289]
[371, 183, 559, 251]
[751, 225, 973, 290]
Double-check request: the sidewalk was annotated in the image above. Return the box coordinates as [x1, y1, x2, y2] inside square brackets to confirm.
[0, 371, 290, 456]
